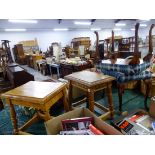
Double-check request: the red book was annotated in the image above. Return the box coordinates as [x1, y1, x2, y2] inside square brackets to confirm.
[129, 114, 144, 122]
[89, 124, 104, 135]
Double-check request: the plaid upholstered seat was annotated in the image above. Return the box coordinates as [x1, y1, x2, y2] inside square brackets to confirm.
[96, 60, 152, 83]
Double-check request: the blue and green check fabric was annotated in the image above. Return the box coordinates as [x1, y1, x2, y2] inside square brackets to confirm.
[96, 62, 152, 83]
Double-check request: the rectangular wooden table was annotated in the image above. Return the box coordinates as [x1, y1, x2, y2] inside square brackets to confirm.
[1, 81, 69, 135]
[65, 70, 115, 120]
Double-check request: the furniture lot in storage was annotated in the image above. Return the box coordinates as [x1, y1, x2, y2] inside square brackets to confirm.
[45, 107, 122, 135]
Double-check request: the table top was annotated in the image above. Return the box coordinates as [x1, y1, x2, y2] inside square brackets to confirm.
[2, 81, 66, 102]
[64, 70, 115, 87]
[48, 63, 60, 67]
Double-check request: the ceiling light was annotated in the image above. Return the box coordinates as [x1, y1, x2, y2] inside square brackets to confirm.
[139, 19, 151, 21]
[8, 19, 38, 23]
[113, 28, 122, 31]
[5, 29, 27, 32]
[53, 28, 69, 31]
[74, 21, 91, 25]
[131, 28, 135, 31]
[115, 23, 126, 26]
[140, 24, 147, 27]
[90, 28, 101, 31]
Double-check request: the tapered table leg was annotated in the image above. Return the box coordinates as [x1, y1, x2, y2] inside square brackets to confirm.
[9, 100, 19, 135]
[62, 88, 70, 111]
[68, 81, 73, 110]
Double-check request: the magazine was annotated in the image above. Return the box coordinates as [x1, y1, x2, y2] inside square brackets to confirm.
[59, 129, 94, 135]
[61, 117, 93, 131]
[118, 118, 153, 135]
[135, 115, 154, 132]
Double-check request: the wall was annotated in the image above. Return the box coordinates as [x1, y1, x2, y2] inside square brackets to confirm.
[0, 29, 135, 52]
[0, 28, 153, 60]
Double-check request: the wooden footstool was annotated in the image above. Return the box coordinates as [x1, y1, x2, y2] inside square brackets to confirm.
[64, 70, 115, 120]
[1, 81, 69, 135]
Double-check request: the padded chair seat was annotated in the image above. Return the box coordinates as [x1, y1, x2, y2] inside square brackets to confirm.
[96, 61, 152, 83]
[97, 61, 151, 75]
[101, 70, 152, 83]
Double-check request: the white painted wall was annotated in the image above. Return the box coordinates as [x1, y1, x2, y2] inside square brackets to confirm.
[0, 30, 134, 52]
[0, 28, 153, 60]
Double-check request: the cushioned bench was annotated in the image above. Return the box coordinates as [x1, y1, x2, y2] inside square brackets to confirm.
[96, 59, 152, 114]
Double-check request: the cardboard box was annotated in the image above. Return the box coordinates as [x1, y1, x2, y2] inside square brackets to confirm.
[45, 107, 122, 135]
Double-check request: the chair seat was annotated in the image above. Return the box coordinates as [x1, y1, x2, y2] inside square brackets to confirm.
[102, 70, 152, 83]
[98, 61, 151, 75]
[97, 60, 152, 83]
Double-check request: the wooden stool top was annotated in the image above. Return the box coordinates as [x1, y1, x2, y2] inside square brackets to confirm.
[65, 70, 115, 87]
[2, 81, 66, 103]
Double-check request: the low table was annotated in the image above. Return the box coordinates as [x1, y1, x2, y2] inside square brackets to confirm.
[64, 70, 115, 120]
[48, 63, 60, 79]
[1, 81, 69, 135]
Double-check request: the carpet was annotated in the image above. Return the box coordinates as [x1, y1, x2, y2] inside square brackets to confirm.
[0, 87, 150, 135]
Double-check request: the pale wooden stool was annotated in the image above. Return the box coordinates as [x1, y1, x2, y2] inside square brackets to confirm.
[1, 81, 69, 135]
[65, 70, 115, 120]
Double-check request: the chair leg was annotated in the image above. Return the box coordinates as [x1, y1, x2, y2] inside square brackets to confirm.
[117, 83, 125, 114]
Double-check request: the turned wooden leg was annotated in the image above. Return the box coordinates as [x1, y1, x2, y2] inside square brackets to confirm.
[9, 100, 19, 135]
[68, 81, 73, 110]
[106, 83, 114, 119]
[144, 79, 152, 110]
[117, 83, 125, 114]
[62, 88, 70, 112]
[87, 89, 94, 112]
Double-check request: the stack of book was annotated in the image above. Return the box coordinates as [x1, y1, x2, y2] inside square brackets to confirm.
[117, 112, 155, 135]
[59, 117, 104, 135]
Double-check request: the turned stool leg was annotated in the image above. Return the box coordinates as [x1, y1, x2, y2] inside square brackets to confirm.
[106, 83, 114, 119]
[87, 89, 95, 112]
[144, 79, 152, 110]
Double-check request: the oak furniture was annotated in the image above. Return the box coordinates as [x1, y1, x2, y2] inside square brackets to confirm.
[1, 81, 70, 134]
[13, 44, 26, 65]
[64, 70, 115, 120]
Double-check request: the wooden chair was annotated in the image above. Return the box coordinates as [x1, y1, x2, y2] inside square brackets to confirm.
[94, 24, 152, 115]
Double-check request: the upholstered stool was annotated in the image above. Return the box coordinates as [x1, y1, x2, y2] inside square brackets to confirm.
[98, 59, 152, 114]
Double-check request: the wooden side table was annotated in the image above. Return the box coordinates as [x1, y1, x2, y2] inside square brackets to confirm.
[48, 63, 60, 79]
[64, 70, 115, 120]
[1, 81, 69, 135]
